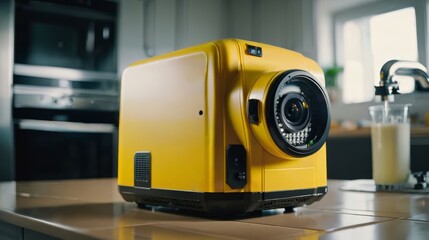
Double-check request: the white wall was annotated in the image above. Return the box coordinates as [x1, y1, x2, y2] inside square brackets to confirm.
[314, 0, 379, 67]
[117, 0, 145, 74]
[118, 0, 316, 73]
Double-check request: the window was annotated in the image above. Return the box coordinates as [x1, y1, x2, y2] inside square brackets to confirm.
[335, 2, 424, 103]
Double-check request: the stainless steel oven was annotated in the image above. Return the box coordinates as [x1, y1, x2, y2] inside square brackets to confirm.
[15, 119, 117, 180]
[13, 65, 119, 180]
[12, 0, 119, 181]
[14, 0, 117, 72]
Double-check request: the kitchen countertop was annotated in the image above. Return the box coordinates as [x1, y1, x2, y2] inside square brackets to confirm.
[1, 179, 429, 240]
[329, 126, 429, 138]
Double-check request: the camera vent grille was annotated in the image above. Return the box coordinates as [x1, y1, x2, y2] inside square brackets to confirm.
[138, 196, 204, 210]
[134, 152, 151, 188]
[256, 195, 320, 210]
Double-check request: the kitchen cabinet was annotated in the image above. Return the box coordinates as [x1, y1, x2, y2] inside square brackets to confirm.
[0, 221, 21, 240]
[327, 130, 429, 180]
[118, 0, 315, 73]
[327, 136, 373, 180]
[0, 220, 58, 240]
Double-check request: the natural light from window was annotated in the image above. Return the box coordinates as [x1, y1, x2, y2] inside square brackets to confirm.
[341, 7, 418, 103]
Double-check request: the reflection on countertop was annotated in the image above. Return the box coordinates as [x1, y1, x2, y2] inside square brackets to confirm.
[1, 179, 429, 240]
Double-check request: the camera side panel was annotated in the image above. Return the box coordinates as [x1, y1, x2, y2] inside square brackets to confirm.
[118, 52, 212, 192]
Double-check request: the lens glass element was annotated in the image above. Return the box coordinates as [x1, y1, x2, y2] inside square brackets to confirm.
[280, 93, 310, 131]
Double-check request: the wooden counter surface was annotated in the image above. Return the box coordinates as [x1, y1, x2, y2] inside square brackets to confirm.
[1, 178, 429, 240]
[329, 126, 429, 138]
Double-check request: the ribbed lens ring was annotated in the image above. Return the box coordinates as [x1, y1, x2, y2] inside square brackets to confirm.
[266, 70, 330, 157]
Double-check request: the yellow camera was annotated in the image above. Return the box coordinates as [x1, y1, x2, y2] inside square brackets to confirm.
[118, 39, 330, 215]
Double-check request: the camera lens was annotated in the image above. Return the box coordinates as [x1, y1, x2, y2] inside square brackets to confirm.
[280, 93, 310, 131]
[286, 101, 300, 122]
[265, 70, 330, 157]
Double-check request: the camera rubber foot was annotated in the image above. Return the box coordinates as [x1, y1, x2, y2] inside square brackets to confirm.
[284, 207, 295, 213]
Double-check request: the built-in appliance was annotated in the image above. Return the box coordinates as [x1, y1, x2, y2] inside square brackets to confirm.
[14, 0, 117, 72]
[13, 0, 119, 180]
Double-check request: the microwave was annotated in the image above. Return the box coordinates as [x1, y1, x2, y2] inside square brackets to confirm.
[14, 0, 117, 72]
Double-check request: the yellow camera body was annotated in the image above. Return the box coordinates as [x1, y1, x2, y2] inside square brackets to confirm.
[118, 39, 330, 214]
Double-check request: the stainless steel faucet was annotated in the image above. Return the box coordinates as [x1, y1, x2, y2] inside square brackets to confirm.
[376, 60, 429, 102]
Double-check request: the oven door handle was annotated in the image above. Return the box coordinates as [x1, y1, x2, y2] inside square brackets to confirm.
[17, 119, 116, 133]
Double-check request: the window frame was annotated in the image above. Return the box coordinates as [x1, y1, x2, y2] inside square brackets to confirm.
[332, 0, 428, 102]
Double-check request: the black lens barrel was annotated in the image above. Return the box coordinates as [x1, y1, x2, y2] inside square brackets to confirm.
[265, 70, 330, 157]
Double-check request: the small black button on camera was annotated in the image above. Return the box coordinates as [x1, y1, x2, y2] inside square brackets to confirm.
[246, 45, 262, 57]
[248, 99, 260, 124]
